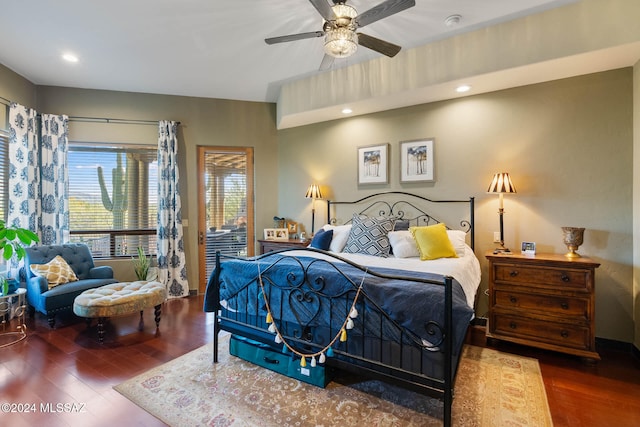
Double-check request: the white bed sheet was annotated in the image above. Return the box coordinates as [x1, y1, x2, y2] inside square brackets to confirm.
[284, 245, 481, 309]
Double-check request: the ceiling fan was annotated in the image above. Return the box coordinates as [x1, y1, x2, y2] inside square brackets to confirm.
[265, 0, 416, 70]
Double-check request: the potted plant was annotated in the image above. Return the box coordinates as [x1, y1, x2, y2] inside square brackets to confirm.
[132, 246, 150, 281]
[0, 220, 39, 295]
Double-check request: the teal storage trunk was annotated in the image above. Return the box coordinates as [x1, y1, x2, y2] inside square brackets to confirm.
[229, 334, 332, 388]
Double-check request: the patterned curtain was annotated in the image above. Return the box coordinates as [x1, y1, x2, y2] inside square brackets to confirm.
[8, 103, 40, 236]
[157, 120, 188, 298]
[40, 114, 70, 244]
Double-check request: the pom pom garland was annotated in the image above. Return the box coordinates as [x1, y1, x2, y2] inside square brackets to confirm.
[256, 263, 368, 370]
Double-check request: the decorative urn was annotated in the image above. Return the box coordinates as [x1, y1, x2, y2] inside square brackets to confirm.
[562, 227, 585, 258]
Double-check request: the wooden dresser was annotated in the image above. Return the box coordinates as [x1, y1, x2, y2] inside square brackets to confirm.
[258, 239, 309, 254]
[486, 251, 600, 361]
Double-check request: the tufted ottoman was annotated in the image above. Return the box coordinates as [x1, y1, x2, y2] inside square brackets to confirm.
[73, 281, 167, 344]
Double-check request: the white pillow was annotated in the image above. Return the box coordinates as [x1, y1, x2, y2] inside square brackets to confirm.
[447, 230, 467, 257]
[321, 224, 352, 252]
[388, 229, 467, 258]
[388, 230, 420, 258]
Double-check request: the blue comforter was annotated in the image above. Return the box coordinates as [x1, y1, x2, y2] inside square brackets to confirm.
[204, 253, 473, 353]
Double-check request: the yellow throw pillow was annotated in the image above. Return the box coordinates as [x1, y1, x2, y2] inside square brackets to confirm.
[30, 255, 79, 289]
[410, 223, 458, 261]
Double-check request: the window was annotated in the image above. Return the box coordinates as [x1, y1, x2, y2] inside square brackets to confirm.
[68, 143, 157, 257]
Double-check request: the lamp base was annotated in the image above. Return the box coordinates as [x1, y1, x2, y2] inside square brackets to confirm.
[492, 247, 511, 254]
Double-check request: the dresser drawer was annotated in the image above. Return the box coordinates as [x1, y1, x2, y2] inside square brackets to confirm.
[494, 290, 589, 320]
[491, 314, 590, 350]
[494, 264, 590, 290]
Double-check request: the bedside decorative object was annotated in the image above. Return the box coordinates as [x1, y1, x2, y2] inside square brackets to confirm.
[487, 172, 516, 253]
[305, 184, 323, 234]
[562, 227, 585, 258]
[521, 241, 536, 255]
[264, 228, 289, 241]
[486, 251, 600, 362]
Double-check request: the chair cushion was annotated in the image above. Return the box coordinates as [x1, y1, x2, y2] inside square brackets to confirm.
[30, 255, 79, 289]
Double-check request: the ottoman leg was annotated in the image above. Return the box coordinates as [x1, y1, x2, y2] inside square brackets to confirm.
[97, 317, 106, 344]
[85, 318, 92, 328]
[154, 304, 162, 329]
[138, 310, 144, 331]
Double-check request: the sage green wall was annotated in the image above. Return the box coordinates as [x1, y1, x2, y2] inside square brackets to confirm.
[35, 86, 278, 291]
[278, 69, 634, 343]
[0, 63, 37, 129]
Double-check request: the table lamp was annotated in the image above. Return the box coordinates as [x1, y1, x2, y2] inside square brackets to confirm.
[487, 172, 516, 253]
[305, 184, 323, 235]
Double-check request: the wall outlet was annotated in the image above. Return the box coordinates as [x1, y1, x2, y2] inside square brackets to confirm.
[493, 232, 501, 243]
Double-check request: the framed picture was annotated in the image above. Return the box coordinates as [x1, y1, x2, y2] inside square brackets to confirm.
[264, 228, 289, 241]
[521, 241, 536, 256]
[400, 138, 435, 183]
[287, 221, 297, 234]
[357, 143, 389, 185]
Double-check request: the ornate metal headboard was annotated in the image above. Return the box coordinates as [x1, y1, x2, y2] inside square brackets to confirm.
[326, 191, 475, 250]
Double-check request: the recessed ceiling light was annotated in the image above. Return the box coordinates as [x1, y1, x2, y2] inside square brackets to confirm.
[456, 85, 471, 93]
[62, 53, 79, 63]
[342, 108, 353, 114]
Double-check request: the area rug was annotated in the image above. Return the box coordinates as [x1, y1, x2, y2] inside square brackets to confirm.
[115, 336, 552, 426]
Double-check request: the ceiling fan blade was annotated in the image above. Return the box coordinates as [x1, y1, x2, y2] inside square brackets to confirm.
[319, 54, 335, 71]
[357, 33, 402, 57]
[308, 0, 336, 21]
[265, 31, 324, 45]
[356, 0, 415, 28]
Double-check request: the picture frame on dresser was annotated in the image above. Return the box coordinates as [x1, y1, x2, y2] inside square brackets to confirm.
[357, 143, 389, 185]
[400, 138, 435, 183]
[264, 228, 289, 241]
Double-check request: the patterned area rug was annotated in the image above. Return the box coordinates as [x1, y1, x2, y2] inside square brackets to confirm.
[115, 336, 552, 426]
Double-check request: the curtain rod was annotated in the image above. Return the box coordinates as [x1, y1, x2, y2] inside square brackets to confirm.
[1, 97, 180, 125]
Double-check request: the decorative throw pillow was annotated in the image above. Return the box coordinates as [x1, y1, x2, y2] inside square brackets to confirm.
[321, 224, 352, 252]
[410, 223, 458, 260]
[310, 228, 333, 250]
[393, 220, 410, 231]
[388, 230, 420, 258]
[30, 255, 79, 289]
[342, 214, 394, 257]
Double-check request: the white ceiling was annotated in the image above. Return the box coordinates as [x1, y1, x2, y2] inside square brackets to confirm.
[0, 0, 580, 104]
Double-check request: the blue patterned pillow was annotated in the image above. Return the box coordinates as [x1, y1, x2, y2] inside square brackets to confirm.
[342, 214, 394, 257]
[310, 228, 333, 250]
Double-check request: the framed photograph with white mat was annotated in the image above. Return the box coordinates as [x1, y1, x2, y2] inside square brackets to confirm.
[357, 143, 389, 185]
[400, 138, 435, 183]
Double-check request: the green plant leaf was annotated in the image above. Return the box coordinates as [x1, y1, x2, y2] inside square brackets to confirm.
[5, 229, 16, 240]
[2, 244, 13, 260]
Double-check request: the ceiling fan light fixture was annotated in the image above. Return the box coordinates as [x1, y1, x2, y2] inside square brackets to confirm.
[324, 28, 358, 58]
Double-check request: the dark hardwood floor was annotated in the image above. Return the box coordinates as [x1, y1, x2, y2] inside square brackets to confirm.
[1, 295, 638, 426]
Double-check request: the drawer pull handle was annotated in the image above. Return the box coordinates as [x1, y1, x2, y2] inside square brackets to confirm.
[561, 274, 570, 282]
[263, 357, 280, 365]
[560, 330, 569, 338]
[509, 296, 517, 304]
[509, 321, 517, 329]
[561, 302, 569, 310]
[509, 270, 519, 277]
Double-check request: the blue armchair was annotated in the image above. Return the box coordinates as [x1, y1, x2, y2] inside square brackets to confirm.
[24, 243, 118, 328]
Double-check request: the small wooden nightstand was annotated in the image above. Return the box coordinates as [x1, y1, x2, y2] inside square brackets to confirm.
[486, 251, 600, 361]
[258, 239, 309, 254]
